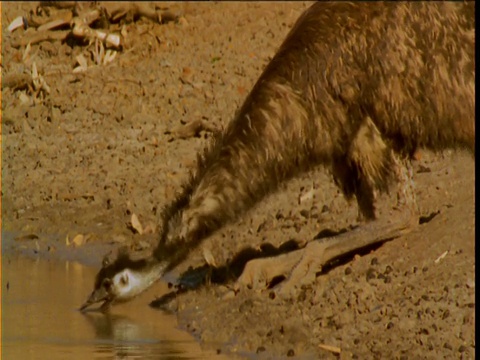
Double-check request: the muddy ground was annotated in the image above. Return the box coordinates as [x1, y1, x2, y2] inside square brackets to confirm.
[1, 2, 475, 359]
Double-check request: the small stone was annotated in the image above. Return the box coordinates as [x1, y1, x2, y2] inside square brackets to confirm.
[366, 268, 376, 281]
[299, 209, 310, 218]
[371, 257, 379, 266]
[256, 346, 266, 354]
[177, 16, 188, 26]
[384, 265, 393, 274]
[287, 349, 295, 357]
[387, 322, 394, 329]
[344, 267, 352, 275]
[420, 328, 429, 335]
[442, 310, 450, 319]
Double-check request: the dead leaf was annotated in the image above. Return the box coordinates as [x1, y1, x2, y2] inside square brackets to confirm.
[203, 247, 217, 268]
[19, 92, 32, 105]
[103, 49, 117, 65]
[74, 54, 88, 73]
[8, 16, 26, 32]
[143, 223, 156, 234]
[130, 213, 144, 234]
[66, 234, 85, 247]
[72, 234, 85, 247]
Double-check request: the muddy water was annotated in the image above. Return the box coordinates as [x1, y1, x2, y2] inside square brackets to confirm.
[1, 255, 227, 359]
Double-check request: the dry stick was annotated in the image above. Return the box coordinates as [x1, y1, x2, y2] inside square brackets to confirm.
[35, 9, 73, 31]
[76, 9, 101, 26]
[71, 16, 120, 48]
[40, 2, 76, 10]
[2, 73, 33, 90]
[11, 30, 70, 48]
[100, 2, 162, 23]
[318, 344, 342, 355]
[37, 16, 72, 32]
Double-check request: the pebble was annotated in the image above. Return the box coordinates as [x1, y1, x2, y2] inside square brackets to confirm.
[366, 268, 377, 281]
[256, 346, 266, 353]
[384, 265, 393, 274]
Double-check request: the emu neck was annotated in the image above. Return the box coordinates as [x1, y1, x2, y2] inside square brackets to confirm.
[132, 259, 168, 292]
[155, 82, 317, 271]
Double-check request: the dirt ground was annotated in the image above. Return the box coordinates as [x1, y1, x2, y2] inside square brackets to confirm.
[1, 2, 475, 359]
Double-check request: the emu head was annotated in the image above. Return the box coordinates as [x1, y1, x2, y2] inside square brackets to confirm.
[80, 249, 165, 312]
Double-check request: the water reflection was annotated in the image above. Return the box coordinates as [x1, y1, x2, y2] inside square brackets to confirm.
[2, 254, 226, 359]
[82, 312, 182, 359]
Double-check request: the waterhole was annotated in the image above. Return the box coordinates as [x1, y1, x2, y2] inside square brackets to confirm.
[1, 254, 227, 359]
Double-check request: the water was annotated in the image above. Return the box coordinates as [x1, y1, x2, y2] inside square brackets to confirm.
[1, 255, 227, 359]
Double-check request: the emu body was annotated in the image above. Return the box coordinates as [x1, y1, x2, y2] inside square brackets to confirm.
[81, 2, 474, 311]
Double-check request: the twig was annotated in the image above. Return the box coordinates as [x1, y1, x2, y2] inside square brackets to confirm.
[434, 250, 448, 264]
[27, 8, 73, 28]
[37, 16, 72, 32]
[71, 17, 121, 48]
[318, 344, 342, 354]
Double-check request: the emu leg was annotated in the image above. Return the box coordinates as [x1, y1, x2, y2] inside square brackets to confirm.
[236, 157, 418, 296]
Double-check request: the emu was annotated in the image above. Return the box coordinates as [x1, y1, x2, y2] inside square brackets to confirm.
[81, 2, 474, 311]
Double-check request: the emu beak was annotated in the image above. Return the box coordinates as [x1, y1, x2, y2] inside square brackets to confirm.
[79, 287, 112, 312]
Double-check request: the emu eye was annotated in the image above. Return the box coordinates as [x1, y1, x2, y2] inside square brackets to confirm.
[120, 275, 128, 286]
[102, 279, 112, 290]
